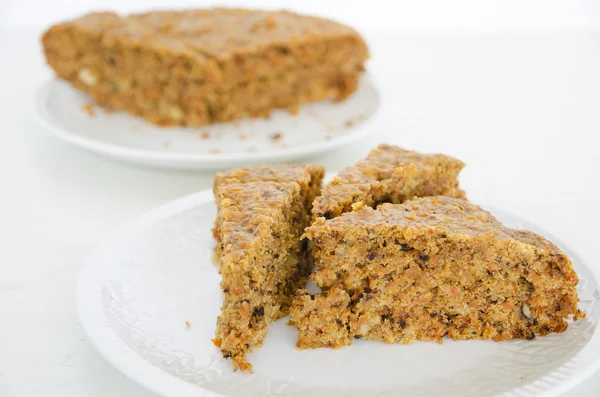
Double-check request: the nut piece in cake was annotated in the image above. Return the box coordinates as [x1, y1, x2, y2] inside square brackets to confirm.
[312, 144, 465, 220]
[292, 196, 580, 348]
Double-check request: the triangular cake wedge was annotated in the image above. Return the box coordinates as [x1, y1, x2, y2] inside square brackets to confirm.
[312, 144, 465, 220]
[292, 197, 581, 349]
[213, 165, 324, 372]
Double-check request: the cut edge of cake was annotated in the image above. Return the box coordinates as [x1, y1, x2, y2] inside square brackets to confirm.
[212, 165, 324, 372]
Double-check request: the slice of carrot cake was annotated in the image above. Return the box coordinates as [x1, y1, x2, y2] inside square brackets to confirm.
[213, 165, 323, 372]
[312, 144, 466, 220]
[291, 196, 580, 349]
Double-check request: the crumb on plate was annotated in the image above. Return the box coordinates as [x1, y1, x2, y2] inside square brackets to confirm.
[82, 103, 95, 117]
[270, 132, 282, 142]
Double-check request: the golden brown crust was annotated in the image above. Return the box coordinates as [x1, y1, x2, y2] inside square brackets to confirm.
[212, 165, 323, 371]
[41, 9, 369, 126]
[312, 144, 465, 219]
[292, 197, 580, 349]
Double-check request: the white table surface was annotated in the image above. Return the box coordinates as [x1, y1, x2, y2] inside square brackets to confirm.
[1, 28, 599, 397]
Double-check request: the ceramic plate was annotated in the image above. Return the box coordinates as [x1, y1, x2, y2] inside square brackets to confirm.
[34, 73, 383, 170]
[77, 188, 600, 397]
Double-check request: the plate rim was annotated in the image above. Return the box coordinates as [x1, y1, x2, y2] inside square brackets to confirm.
[33, 73, 385, 166]
[76, 189, 600, 397]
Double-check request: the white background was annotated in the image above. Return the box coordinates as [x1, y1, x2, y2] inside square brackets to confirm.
[3, 0, 600, 31]
[1, 1, 600, 396]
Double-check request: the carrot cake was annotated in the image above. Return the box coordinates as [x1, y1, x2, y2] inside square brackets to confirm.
[212, 165, 323, 372]
[41, 9, 369, 127]
[312, 144, 466, 220]
[292, 197, 580, 349]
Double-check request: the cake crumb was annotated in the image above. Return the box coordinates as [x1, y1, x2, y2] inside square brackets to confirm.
[82, 103, 95, 117]
[239, 133, 247, 140]
[574, 309, 586, 320]
[185, 321, 191, 329]
[200, 131, 210, 140]
[270, 132, 282, 142]
[344, 118, 356, 128]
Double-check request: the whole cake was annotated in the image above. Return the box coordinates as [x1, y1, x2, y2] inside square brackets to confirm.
[312, 144, 465, 220]
[212, 164, 323, 372]
[291, 197, 581, 349]
[41, 9, 369, 126]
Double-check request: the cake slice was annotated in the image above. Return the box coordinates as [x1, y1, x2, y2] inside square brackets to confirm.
[291, 197, 580, 349]
[312, 144, 466, 220]
[42, 9, 369, 126]
[213, 165, 323, 372]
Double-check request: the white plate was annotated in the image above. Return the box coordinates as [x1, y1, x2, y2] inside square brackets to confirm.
[34, 73, 383, 170]
[77, 185, 600, 397]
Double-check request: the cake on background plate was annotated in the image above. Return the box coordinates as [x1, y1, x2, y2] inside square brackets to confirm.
[42, 9, 369, 127]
